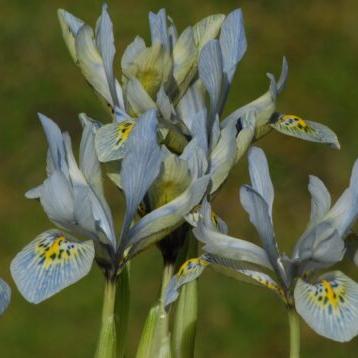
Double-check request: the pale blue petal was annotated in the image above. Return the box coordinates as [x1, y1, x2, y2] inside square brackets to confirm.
[308, 175, 331, 227]
[124, 77, 157, 116]
[95, 4, 122, 108]
[121, 36, 146, 72]
[180, 138, 208, 178]
[149, 9, 170, 50]
[247, 147, 274, 217]
[156, 86, 174, 121]
[25, 185, 42, 199]
[38, 113, 69, 176]
[79, 114, 104, 197]
[276, 56, 288, 94]
[219, 9, 247, 83]
[0, 279, 11, 314]
[240, 185, 280, 267]
[295, 271, 358, 342]
[11, 230, 95, 304]
[127, 175, 210, 255]
[198, 39, 223, 117]
[177, 81, 208, 151]
[40, 171, 75, 228]
[325, 159, 358, 237]
[193, 201, 273, 270]
[294, 221, 345, 271]
[209, 120, 237, 193]
[119, 110, 162, 248]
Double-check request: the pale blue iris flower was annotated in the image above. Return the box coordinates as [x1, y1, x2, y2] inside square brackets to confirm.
[166, 146, 358, 342]
[11, 110, 209, 304]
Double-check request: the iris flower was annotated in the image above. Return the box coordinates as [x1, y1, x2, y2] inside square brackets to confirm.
[166, 146, 358, 356]
[11, 109, 209, 356]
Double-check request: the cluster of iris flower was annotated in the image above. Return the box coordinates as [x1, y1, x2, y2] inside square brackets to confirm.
[1, 3, 356, 357]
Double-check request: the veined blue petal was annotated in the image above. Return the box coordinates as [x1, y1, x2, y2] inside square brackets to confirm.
[247, 147, 274, 218]
[240, 185, 280, 270]
[79, 114, 104, 198]
[95, 3, 122, 108]
[295, 271, 358, 342]
[40, 171, 75, 228]
[127, 174, 210, 256]
[124, 77, 157, 116]
[177, 81, 208, 151]
[149, 9, 170, 50]
[193, 201, 273, 270]
[119, 110, 162, 249]
[198, 39, 223, 116]
[308, 175, 331, 227]
[209, 120, 237, 193]
[324, 159, 358, 237]
[294, 221, 344, 271]
[121, 36, 146, 72]
[38, 113, 69, 177]
[219, 9, 247, 84]
[11, 230, 95, 304]
[180, 138, 208, 178]
[0, 279, 11, 314]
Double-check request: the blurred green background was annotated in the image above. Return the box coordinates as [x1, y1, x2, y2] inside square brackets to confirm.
[1, 0, 358, 356]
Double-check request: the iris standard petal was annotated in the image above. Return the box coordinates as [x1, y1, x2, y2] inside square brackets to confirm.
[307, 175, 332, 227]
[247, 146, 274, 217]
[219, 9, 247, 83]
[240, 185, 280, 266]
[119, 110, 162, 247]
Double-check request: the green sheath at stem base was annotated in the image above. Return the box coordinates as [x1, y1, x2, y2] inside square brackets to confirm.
[95, 278, 118, 358]
[288, 308, 300, 358]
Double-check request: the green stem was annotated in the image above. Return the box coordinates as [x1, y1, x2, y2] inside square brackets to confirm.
[159, 262, 175, 333]
[117, 265, 130, 358]
[95, 278, 117, 358]
[136, 262, 174, 358]
[288, 308, 300, 358]
[172, 237, 198, 358]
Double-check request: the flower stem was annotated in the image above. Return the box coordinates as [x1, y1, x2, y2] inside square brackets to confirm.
[95, 277, 117, 358]
[172, 237, 198, 358]
[288, 308, 300, 358]
[159, 262, 175, 333]
[136, 262, 174, 358]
